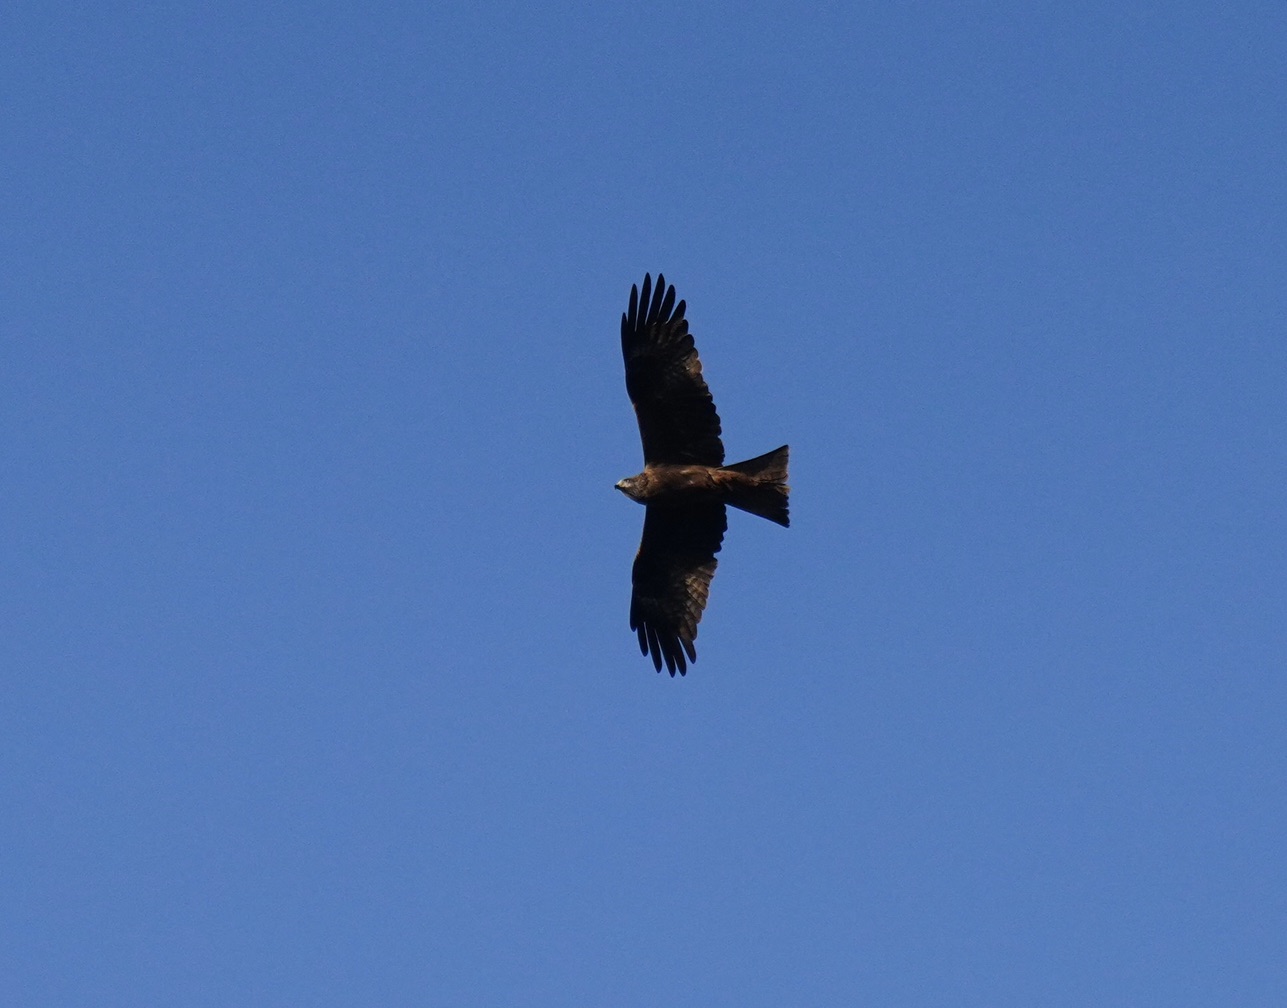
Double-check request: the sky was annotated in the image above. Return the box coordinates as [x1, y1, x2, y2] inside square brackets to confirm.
[3, 2, 1285, 1005]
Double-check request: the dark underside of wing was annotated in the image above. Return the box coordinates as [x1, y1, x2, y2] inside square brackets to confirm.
[621, 273, 724, 467]
[629, 503, 727, 676]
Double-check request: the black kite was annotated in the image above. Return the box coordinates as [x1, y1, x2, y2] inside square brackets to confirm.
[616, 273, 790, 676]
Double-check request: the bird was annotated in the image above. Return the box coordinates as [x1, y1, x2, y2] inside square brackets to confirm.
[615, 273, 789, 675]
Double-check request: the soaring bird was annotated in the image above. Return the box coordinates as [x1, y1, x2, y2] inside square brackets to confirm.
[616, 273, 789, 675]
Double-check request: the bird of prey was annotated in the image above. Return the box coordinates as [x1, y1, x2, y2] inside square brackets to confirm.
[616, 273, 789, 676]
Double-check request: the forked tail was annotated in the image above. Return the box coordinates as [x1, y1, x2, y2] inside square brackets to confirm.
[725, 445, 790, 527]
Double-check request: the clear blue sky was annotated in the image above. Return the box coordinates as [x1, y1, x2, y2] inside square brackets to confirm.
[3, 3, 1285, 1005]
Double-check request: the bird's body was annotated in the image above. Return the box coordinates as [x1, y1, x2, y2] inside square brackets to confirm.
[617, 464, 729, 503]
[615, 450, 791, 524]
[617, 273, 789, 675]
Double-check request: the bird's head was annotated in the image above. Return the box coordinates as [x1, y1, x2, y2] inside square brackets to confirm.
[615, 475, 644, 503]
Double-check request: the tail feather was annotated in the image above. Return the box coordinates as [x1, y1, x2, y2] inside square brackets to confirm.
[725, 445, 790, 527]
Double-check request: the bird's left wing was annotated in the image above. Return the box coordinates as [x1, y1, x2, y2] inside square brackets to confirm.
[621, 273, 724, 467]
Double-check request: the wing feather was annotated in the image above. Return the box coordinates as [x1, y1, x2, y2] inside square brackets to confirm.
[629, 504, 727, 676]
[621, 273, 724, 466]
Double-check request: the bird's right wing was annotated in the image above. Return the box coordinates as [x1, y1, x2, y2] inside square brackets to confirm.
[629, 503, 727, 676]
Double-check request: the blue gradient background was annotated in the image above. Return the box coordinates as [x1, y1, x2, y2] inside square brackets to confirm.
[4, 3, 1285, 1005]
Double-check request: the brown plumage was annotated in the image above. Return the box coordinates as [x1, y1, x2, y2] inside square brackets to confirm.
[616, 273, 790, 675]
